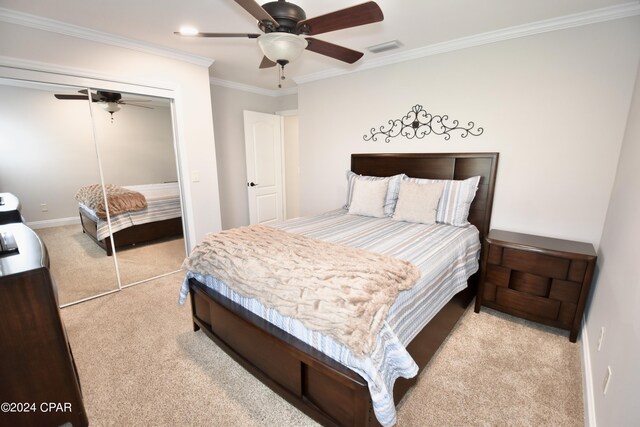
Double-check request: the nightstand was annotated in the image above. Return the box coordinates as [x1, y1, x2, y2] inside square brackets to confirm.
[474, 229, 597, 342]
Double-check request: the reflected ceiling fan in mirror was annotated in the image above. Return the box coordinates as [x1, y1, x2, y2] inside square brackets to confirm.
[54, 90, 153, 122]
[175, 0, 384, 87]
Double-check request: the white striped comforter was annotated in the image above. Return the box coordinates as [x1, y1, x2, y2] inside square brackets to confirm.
[79, 182, 181, 240]
[179, 209, 480, 426]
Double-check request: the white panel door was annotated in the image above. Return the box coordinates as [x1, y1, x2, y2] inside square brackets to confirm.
[243, 110, 284, 225]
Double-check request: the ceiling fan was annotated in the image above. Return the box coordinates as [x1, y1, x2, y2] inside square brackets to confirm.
[54, 90, 153, 121]
[175, 0, 384, 86]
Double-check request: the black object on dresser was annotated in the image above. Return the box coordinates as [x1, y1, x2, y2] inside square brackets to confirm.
[0, 192, 23, 225]
[0, 223, 88, 427]
[474, 229, 597, 342]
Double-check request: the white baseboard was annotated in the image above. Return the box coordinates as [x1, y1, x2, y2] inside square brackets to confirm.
[581, 318, 597, 427]
[26, 216, 80, 229]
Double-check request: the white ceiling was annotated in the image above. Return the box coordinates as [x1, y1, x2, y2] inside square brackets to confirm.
[1, 0, 637, 91]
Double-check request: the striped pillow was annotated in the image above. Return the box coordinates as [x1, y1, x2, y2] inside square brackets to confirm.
[344, 171, 405, 217]
[403, 175, 481, 226]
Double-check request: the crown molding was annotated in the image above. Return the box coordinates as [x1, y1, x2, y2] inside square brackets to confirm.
[0, 55, 179, 98]
[294, 1, 640, 85]
[209, 77, 297, 97]
[0, 7, 214, 68]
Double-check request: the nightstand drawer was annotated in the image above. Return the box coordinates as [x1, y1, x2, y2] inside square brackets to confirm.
[549, 279, 581, 303]
[510, 271, 549, 297]
[496, 287, 560, 320]
[502, 248, 569, 279]
[485, 264, 510, 287]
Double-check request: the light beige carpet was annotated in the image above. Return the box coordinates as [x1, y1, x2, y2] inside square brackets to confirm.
[61, 273, 584, 426]
[35, 224, 185, 305]
[36, 225, 120, 305]
[115, 236, 185, 285]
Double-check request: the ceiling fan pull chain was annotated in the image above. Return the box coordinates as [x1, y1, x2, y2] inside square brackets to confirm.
[278, 64, 286, 88]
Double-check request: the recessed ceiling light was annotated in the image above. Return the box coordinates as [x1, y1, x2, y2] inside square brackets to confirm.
[179, 26, 199, 36]
[367, 40, 402, 54]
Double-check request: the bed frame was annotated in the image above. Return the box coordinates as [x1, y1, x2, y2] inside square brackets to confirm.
[188, 153, 498, 426]
[78, 210, 183, 256]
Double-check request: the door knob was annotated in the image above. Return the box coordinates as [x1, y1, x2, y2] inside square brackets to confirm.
[248, 182, 258, 187]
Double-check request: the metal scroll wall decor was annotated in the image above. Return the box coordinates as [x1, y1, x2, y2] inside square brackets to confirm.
[363, 104, 484, 142]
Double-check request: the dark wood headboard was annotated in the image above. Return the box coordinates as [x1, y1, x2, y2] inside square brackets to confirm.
[351, 153, 499, 240]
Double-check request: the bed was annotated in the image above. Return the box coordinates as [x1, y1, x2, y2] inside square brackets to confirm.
[77, 182, 183, 256]
[182, 153, 498, 426]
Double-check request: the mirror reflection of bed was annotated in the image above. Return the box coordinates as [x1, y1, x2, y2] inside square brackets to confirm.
[0, 80, 186, 306]
[76, 181, 184, 285]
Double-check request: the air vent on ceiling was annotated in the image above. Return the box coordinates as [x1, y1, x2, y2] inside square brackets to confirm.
[366, 40, 402, 54]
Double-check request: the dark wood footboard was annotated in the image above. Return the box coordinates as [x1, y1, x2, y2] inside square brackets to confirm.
[189, 274, 477, 427]
[78, 210, 183, 256]
[189, 278, 376, 426]
[78, 209, 110, 254]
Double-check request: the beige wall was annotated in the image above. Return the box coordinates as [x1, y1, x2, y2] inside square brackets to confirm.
[297, 17, 640, 248]
[210, 84, 298, 229]
[585, 63, 640, 426]
[282, 114, 300, 219]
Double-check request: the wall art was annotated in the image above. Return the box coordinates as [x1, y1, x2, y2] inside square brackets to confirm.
[363, 104, 484, 142]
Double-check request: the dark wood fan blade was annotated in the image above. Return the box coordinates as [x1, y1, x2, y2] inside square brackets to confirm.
[89, 92, 108, 102]
[174, 32, 261, 39]
[54, 94, 89, 100]
[297, 1, 383, 36]
[76, 89, 106, 102]
[234, 0, 279, 28]
[259, 56, 277, 69]
[305, 38, 364, 64]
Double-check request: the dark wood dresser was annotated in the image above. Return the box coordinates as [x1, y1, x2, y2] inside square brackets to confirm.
[0, 192, 23, 225]
[474, 229, 597, 342]
[0, 223, 88, 427]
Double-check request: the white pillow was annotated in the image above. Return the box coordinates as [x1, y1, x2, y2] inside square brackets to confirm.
[393, 180, 444, 224]
[403, 175, 481, 226]
[344, 171, 405, 216]
[348, 177, 389, 218]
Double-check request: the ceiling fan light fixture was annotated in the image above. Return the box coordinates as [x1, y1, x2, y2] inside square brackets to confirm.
[100, 102, 121, 114]
[257, 32, 308, 64]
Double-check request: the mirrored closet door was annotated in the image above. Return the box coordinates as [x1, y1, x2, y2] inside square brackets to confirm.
[89, 90, 186, 286]
[0, 80, 120, 305]
[0, 78, 187, 307]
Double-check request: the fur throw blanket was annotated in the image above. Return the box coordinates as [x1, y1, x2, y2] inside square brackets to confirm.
[75, 184, 147, 219]
[182, 225, 420, 357]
